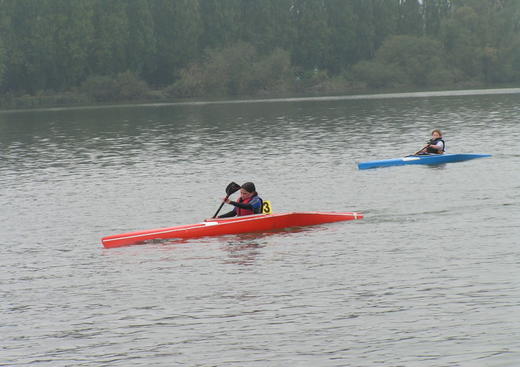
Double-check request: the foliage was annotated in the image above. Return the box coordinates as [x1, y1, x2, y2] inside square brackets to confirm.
[148, 0, 201, 86]
[80, 71, 149, 102]
[0, 41, 4, 89]
[169, 43, 292, 97]
[0, 0, 520, 105]
[440, 6, 483, 80]
[352, 61, 406, 89]
[353, 35, 452, 88]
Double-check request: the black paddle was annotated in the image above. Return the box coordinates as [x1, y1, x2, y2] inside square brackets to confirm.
[212, 182, 241, 218]
[413, 140, 433, 155]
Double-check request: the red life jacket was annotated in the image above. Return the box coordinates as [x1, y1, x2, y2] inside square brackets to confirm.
[236, 196, 256, 216]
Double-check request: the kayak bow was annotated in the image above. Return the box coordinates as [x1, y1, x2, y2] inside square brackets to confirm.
[358, 153, 491, 170]
[101, 212, 363, 249]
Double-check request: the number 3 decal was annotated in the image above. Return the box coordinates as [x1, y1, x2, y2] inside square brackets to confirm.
[262, 200, 272, 214]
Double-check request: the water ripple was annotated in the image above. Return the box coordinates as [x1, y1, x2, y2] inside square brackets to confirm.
[1, 91, 520, 366]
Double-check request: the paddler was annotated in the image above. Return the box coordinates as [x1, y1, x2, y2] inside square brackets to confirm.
[416, 129, 445, 155]
[218, 182, 263, 218]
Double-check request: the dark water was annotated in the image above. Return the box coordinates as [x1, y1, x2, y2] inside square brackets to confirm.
[1, 89, 519, 366]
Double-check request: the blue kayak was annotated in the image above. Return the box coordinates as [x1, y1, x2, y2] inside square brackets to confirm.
[358, 153, 491, 170]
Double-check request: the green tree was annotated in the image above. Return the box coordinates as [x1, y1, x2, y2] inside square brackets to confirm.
[398, 0, 423, 36]
[0, 14, 6, 90]
[90, 0, 130, 75]
[81, 71, 149, 102]
[0, 0, 57, 92]
[47, 0, 95, 90]
[353, 35, 451, 87]
[126, 0, 155, 76]
[348, 0, 396, 64]
[494, 1, 520, 82]
[149, 0, 202, 86]
[0, 41, 5, 89]
[238, 0, 294, 53]
[423, 0, 452, 36]
[291, 0, 331, 70]
[198, 0, 241, 50]
[475, 0, 520, 82]
[1, 0, 520, 99]
[377, 35, 449, 86]
[324, 0, 357, 72]
[170, 42, 292, 97]
[372, 0, 400, 49]
[503, 36, 520, 82]
[440, 6, 483, 80]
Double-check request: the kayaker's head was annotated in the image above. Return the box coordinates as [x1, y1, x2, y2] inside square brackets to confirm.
[431, 129, 442, 140]
[240, 182, 257, 199]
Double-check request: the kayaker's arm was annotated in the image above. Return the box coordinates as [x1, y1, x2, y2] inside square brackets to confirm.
[229, 201, 255, 211]
[428, 143, 444, 153]
[218, 209, 236, 218]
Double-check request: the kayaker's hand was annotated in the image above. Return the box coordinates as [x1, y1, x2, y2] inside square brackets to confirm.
[222, 197, 231, 204]
[429, 144, 439, 151]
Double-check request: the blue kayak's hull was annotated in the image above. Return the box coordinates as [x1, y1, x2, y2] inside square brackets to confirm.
[358, 153, 491, 170]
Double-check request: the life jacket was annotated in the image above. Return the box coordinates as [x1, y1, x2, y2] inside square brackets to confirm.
[236, 195, 263, 216]
[426, 138, 445, 154]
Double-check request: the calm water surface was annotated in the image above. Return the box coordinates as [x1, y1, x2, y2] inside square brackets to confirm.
[1, 89, 519, 366]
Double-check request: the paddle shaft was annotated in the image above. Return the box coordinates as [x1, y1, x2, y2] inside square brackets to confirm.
[212, 194, 231, 218]
[413, 144, 428, 155]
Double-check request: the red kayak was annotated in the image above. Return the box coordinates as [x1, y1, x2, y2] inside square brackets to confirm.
[101, 212, 363, 249]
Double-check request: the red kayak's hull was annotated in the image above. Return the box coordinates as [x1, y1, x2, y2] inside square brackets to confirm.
[101, 212, 363, 249]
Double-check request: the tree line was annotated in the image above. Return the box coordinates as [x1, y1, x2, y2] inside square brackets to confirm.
[0, 0, 519, 107]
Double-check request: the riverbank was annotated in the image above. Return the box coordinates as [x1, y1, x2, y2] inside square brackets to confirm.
[2, 81, 520, 112]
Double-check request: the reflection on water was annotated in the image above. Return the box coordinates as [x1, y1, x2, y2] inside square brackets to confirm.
[1, 89, 520, 366]
[220, 227, 320, 265]
[223, 242, 264, 266]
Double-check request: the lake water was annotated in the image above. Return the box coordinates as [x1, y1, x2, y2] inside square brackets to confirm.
[1, 89, 519, 366]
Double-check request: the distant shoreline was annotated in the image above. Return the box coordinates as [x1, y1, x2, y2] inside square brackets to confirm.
[2, 85, 520, 114]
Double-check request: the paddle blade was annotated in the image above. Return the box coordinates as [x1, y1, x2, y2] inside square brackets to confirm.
[226, 182, 241, 196]
[212, 182, 241, 218]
